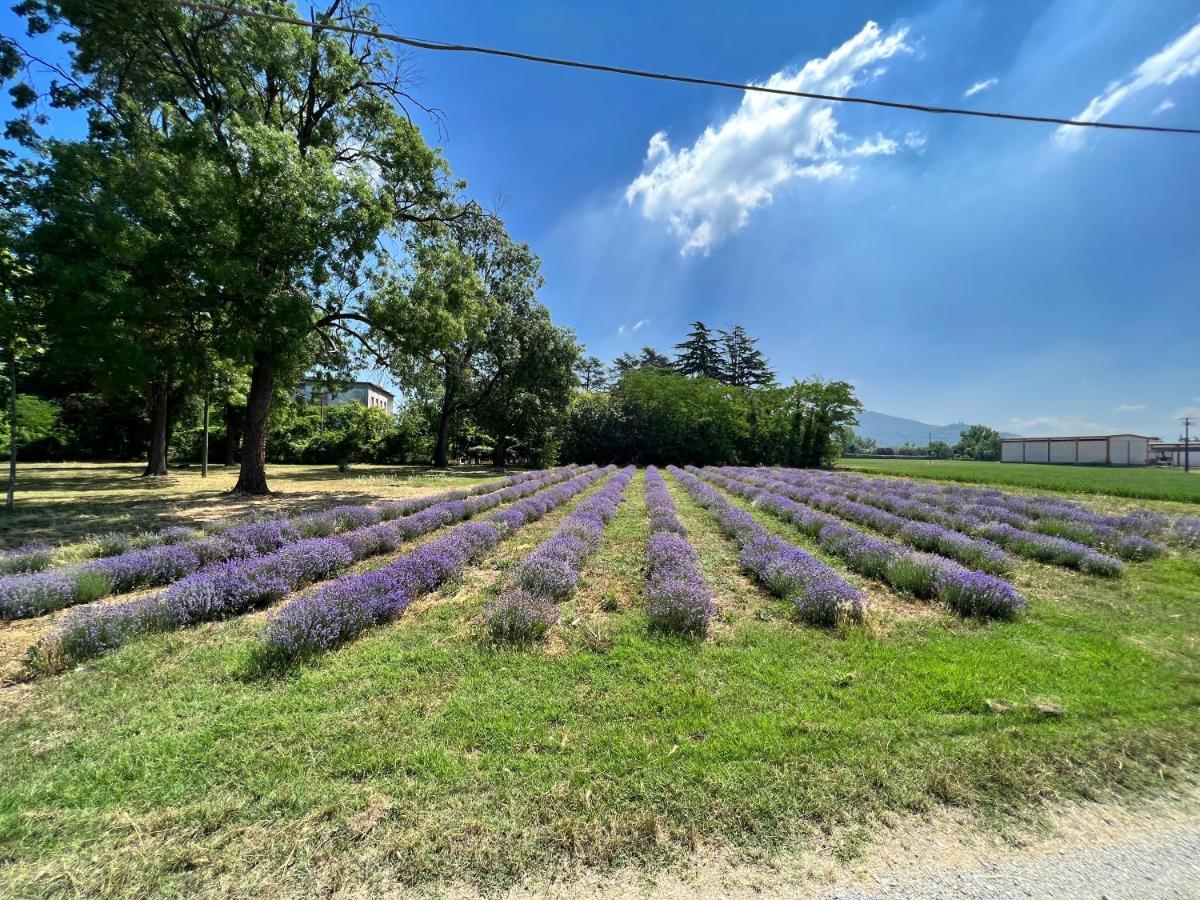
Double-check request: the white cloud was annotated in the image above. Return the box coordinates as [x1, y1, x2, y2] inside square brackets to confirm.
[903, 130, 928, 151]
[964, 77, 998, 97]
[1055, 23, 1200, 150]
[1153, 98, 1176, 114]
[1114, 403, 1147, 413]
[1174, 404, 1200, 419]
[625, 21, 913, 254]
[1008, 414, 1104, 435]
[617, 318, 650, 335]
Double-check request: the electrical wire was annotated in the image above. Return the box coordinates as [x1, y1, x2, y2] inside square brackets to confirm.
[164, 0, 1200, 137]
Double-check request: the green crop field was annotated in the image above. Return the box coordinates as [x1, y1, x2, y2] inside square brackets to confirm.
[1, 463, 1198, 896]
[838, 458, 1200, 504]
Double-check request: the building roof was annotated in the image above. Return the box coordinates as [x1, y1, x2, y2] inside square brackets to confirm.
[1001, 433, 1159, 442]
[298, 378, 394, 399]
[1150, 441, 1198, 449]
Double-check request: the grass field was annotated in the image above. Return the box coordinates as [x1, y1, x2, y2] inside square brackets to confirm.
[837, 458, 1200, 503]
[0, 462, 505, 550]
[1, 464, 1198, 896]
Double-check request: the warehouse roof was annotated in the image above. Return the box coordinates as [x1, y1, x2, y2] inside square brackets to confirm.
[1001, 433, 1159, 441]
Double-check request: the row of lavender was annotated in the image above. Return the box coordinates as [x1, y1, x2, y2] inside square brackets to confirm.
[643, 466, 715, 636]
[484, 467, 635, 643]
[727, 468, 1018, 575]
[1, 467, 576, 620]
[812, 469, 1196, 556]
[0, 470, 563, 578]
[668, 467, 866, 626]
[252, 466, 617, 669]
[701, 468, 1027, 619]
[26, 466, 595, 675]
[0, 471, 559, 578]
[762, 468, 1129, 575]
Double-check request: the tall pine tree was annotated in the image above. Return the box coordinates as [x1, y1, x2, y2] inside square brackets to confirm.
[720, 326, 775, 388]
[673, 321, 724, 379]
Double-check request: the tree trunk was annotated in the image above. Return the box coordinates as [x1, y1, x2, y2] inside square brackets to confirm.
[200, 388, 210, 478]
[142, 370, 170, 477]
[233, 351, 274, 494]
[223, 401, 240, 466]
[5, 348, 16, 510]
[491, 434, 510, 469]
[433, 392, 454, 468]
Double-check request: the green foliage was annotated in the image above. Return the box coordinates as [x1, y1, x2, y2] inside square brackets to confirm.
[672, 321, 724, 380]
[929, 440, 953, 459]
[719, 325, 775, 387]
[560, 371, 860, 467]
[263, 399, 408, 466]
[955, 424, 1002, 461]
[0, 394, 60, 455]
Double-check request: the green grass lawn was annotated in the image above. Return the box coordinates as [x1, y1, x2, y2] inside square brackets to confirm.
[0, 462, 512, 550]
[837, 458, 1200, 503]
[0, 468, 1198, 896]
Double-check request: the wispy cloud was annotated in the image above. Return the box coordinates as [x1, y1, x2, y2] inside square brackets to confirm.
[1153, 98, 1176, 114]
[625, 21, 913, 254]
[1114, 403, 1147, 413]
[1055, 23, 1200, 150]
[903, 130, 928, 151]
[964, 77, 998, 97]
[1008, 414, 1104, 435]
[1174, 404, 1200, 419]
[617, 318, 650, 335]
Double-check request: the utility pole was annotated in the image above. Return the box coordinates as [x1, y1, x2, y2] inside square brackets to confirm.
[1183, 416, 1195, 474]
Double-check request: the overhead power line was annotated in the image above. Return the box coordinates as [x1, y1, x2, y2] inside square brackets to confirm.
[165, 0, 1200, 137]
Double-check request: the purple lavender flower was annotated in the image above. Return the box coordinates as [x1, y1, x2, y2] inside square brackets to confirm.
[483, 589, 560, 643]
[670, 467, 864, 627]
[643, 471, 715, 637]
[486, 467, 635, 642]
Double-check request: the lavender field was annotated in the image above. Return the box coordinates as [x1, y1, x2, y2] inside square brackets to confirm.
[1, 462, 1198, 895]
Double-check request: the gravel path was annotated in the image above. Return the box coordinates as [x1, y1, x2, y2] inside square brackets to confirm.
[820, 822, 1200, 899]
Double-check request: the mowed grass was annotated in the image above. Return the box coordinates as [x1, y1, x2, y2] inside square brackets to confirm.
[0, 461, 513, 550]
[837, 458, 1200, 503]
[0, 469, 1198, 896]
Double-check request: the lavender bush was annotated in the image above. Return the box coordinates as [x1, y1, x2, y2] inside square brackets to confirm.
[0, 543, 54, 575]
[668, 467, 865, 626]
[644, 467, 715, 636]
[757, 467, 1129, 574]
[2, 466, 582, 620]
[485, 467, 635, 643]
[696, 467, 1026, 620]
[258, 467, 615, 666]
[26, 467, 595, 675]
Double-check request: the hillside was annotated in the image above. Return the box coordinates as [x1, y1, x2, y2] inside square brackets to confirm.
[855, 410, 1011, 447]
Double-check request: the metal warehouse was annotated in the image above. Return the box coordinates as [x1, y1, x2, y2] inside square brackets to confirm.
[1000, 434, 1157, 466]
[1150, 441, 1200, 468]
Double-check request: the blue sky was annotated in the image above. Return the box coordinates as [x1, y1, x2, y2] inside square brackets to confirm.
[4, 1, 1199, 438]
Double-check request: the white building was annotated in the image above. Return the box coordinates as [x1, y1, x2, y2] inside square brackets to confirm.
[1150, 441, 1200, 469]
[295, 379, 394, 415]
[1000, 434, 1157, 466]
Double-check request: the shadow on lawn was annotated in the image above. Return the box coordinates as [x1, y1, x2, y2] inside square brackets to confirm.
[0, 463, 520, 548]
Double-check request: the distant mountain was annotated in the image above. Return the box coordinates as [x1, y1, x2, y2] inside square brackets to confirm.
[854, 411, 1015, 447]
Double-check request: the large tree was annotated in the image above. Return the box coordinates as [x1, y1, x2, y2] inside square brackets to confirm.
[611, 346, 672, 379]
[474, 314, 579, 467]
[374, 211, 547, 468]
[954, 424, 1001, 461]
[673, 321, 724, 380]
[15, 0, 457, 493]
[576, 355, 608, 392]
[720, 325, 775, 388]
